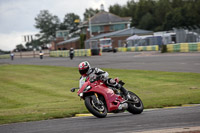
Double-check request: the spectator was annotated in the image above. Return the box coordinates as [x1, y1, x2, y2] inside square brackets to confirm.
[10, 52, 14, 60]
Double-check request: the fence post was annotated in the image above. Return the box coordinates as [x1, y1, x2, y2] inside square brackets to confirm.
[33, 51, 34, 58]
[20, 51, 22, 58]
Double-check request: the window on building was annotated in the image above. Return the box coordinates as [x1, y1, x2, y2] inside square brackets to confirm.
[56, 30, 69, 38]
[91, 26, 104, 33]
[110, 24, 125, 31]
[82, 28, 87, 34]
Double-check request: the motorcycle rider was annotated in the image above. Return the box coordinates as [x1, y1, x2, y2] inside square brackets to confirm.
[78, 61, 131, 100]
[69, 47, 74, 60]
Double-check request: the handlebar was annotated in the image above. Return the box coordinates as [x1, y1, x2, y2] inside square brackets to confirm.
[70, 88, 79, 92]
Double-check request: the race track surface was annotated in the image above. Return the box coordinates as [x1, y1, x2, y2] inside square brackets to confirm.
[1, 51, 200, 73]
[0, 106, 200, 133]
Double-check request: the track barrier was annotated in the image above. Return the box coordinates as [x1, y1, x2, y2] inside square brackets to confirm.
[117, 45, 159, 52]
[50, 49, 91, 57]
[166, 43, 200, 52]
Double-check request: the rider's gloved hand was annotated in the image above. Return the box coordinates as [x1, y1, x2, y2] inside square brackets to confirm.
[90, 78, 95, 83]
[89, 75, 96, 83]
[92, 75, 101, 81]
[90, 75, 106, 83]
[98, 75, 107, 81]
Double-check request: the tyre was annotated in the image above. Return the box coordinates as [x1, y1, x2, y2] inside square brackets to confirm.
[85, 95, 107, 118]
[127, 91, 143, 114]
[70, 55, 73, 60]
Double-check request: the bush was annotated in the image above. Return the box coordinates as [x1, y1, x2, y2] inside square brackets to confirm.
[161, 45, 167, 53]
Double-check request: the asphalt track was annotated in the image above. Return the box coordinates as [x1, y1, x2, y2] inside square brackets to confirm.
[0, 105, 200, 133]
[1, 51, 200, 73]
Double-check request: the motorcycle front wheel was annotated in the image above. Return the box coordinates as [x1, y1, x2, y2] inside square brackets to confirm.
[127, 91, 144, 114]
[85, 95, 107, 118]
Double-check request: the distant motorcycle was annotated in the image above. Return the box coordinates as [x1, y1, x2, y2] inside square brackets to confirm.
[39, 51, 44, 59]
[71, 74, 143, 118]
[69, 48, 74, 60]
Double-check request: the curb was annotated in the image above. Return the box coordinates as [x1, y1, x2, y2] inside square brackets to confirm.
[75, 114, 93, 117]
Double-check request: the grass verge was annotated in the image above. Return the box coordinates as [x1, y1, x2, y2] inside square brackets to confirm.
[0, 65, 200, 124]
[0, 54, 9, 59]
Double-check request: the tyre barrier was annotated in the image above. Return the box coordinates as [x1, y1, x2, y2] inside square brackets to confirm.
[50, 49, 91, 57]
[117, 45, 159, 52]
[167, 43, 200, 52]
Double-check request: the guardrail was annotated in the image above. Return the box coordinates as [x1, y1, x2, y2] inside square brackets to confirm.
[9, 50, 50, 58]
[50, 49, 91, 57]
[117, 45, 159, 52]
[166, 43, 200, 52]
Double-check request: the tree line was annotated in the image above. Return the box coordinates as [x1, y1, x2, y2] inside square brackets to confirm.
[109, 0, 200, 31]
[12, 0, 200, 52]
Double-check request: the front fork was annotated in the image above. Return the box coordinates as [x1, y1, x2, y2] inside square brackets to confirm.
[91, 93, 101, 105]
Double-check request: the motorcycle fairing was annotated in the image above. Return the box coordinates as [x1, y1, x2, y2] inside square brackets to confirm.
[78, 80, 124, 112]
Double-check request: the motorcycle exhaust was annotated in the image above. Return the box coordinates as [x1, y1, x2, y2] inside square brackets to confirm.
[118, 103, 128, 110]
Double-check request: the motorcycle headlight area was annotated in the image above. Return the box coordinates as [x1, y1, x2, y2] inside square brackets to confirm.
[79, 93, 83, 97]
[83, 85, 92, 92]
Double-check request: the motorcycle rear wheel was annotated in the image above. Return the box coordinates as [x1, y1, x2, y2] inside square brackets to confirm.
[127, 91, 143, 114]
[85, 95, 107, 118]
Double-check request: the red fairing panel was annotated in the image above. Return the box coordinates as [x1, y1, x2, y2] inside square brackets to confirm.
[84, 81, 124, 112]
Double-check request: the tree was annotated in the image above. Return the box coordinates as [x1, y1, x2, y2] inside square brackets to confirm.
[108, 0, 200, 31]
[109, 4, 124, 16]
[60, 13, 80, 34]
[134, 0, 156, 27]
[15, 44, 25, 51]
[0, 49, 9, 54]
[25, 39, 43, 50]
[138, 13, 155, 30]
[126, 0, 137, 26]
[80, 34, 86, 49]
[162, 7, 191, 30]
[35, 10, 60, 44]
[83, 8, 99, 21]
[154, 0, 172, 31]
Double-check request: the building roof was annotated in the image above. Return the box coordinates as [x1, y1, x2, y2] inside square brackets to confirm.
[86, 27, 153, 42]
[82, 11, 131, 26]
[57, 36, 80, 45]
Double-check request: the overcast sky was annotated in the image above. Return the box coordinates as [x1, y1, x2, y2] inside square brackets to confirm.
[0, 0, 130, 51]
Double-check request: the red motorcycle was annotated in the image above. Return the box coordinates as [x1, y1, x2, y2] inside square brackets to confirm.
[71, 74, 143, 118]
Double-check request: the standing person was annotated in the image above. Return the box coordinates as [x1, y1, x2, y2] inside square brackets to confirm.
[39, 51, 44, 59]
[10, 51, 14, 60]
[78, 61, 131, 100]
[69, 48, 74, 60]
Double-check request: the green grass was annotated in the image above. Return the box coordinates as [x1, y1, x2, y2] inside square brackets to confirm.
[0, 65, 200, 124]
[0, 54, 9, 59]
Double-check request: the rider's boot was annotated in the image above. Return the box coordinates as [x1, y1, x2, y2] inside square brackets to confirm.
[106, 78, 131, 100]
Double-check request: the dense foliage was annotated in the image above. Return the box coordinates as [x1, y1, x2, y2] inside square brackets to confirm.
[34, 10, 81, 49]
[109, 0, 200, 31]
[60, 13, 80, 33]
[35, 10, 60, 42]
[83, 8, 100, 21]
